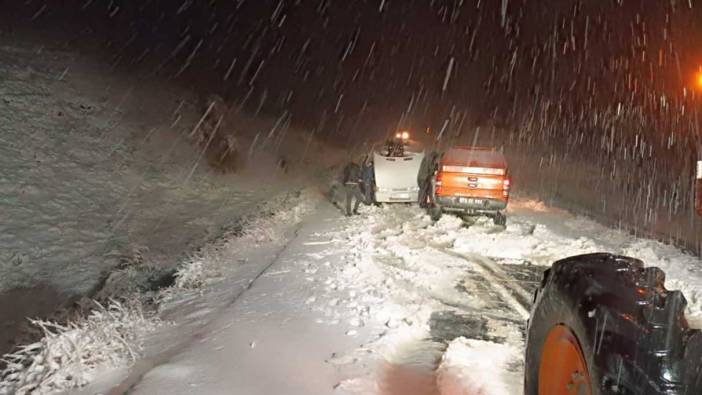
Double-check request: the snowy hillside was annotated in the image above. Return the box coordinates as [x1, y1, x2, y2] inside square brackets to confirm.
[0, 41, 325, 358]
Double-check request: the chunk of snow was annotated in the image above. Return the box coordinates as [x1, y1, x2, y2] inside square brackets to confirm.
[436, 338, 522, 395]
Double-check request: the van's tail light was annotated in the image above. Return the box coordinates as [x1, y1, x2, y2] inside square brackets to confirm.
[435, 173, 443, 194]
[503, 178, 511, 197]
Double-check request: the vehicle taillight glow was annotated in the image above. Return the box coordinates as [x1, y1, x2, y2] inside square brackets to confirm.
[435, 173, 443, 196]
[503, 178, 511, 197]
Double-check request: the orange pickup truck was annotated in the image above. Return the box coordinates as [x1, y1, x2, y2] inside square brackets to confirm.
[429, 146, 510, 225]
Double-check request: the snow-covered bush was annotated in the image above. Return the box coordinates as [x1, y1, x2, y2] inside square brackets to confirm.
[0, 300, 160, 395]
[173, 259, 222, 289]
[193, 95, 243, 173]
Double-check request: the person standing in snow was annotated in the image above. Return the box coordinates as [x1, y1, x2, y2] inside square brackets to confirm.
[361, 156, 376, 205]
[342, 161, 365, 216]
[418, 151, 440, 208]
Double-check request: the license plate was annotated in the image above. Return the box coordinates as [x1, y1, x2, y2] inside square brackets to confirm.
[392, 193, 410, 200]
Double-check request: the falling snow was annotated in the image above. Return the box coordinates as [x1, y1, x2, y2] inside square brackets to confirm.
[1, 0, 702, 393]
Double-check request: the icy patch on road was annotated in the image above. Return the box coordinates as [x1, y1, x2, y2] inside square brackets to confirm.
[0, 300, 161, 395]
[436, 338, 521, 395]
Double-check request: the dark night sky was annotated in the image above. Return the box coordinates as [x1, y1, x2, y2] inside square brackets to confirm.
[1, 0, 702, 148]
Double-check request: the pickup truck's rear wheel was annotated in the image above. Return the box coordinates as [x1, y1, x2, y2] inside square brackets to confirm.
[493, 211, 507, 226]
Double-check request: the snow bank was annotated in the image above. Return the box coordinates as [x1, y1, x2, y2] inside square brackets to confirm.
[0, 300, 161, 395]
[436, 338, 522, 395]
[621, 239, 702, 327]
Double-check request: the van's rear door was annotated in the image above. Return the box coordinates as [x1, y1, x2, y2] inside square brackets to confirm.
[373, 151, 424, 201]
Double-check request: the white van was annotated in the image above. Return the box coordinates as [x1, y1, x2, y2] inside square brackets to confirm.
[372, 139, 425, 203]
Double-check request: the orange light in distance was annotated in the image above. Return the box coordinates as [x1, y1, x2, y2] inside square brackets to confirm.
[696, 70, 702, 89]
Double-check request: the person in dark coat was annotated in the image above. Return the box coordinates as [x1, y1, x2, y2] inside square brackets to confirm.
[361, 156, 376, 205]
[342, 161, 365, 216]
[418, 151, 440, 208]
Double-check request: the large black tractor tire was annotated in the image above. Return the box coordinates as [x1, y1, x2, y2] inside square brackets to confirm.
[525, 253, 702, 395]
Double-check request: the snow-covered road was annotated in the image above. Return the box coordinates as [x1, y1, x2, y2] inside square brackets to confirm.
[50, 191, 702, 395]
[124, 202, 366, 395]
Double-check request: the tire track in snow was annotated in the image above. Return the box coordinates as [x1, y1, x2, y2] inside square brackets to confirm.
[439, 249, 531, 320]
[375, 246, 533, 395]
